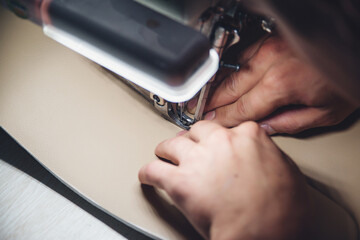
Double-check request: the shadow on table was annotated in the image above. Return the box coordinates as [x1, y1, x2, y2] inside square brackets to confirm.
[141, 185, 204, 240]
[305, 171, 360, 240]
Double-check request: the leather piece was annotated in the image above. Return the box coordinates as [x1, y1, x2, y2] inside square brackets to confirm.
[0, 127, 154, 240]
[0, 6, 359, 240]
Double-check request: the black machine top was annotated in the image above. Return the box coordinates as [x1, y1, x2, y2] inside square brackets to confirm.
[46, 0, 212, 86]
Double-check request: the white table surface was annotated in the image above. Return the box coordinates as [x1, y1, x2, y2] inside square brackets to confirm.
[0, 159, 126, 240]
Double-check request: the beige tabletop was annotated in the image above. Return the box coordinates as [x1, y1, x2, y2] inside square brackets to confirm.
[0, 6, 359, 240]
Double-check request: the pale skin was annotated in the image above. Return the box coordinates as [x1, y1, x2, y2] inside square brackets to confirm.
[205, 36, 358, 134]
[138, 36, 358, 239]
[139, 121, 312, 240]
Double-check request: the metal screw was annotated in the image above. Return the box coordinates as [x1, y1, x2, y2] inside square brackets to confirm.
[153, 95, 160, 103]
[220, 61, 241, 71]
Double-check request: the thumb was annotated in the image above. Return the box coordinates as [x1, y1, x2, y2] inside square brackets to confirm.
[259, 107, 329, 135]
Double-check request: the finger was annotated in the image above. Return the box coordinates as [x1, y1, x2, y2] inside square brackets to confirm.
[155, 136, 195, 165]
[206, 36, 289, 112]
[138, 160, 177, 190]
[259, 107, 329, 135]
[231, 121, 274, 149]
[188, 120, 223, 142]
[176, 130, 188, 137]
[209, 78, 287, 127]
[206, 69, 261, 112]
[231, 121, 267, 137]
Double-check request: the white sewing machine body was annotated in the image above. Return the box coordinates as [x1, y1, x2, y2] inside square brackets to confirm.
[2, 0, 273, 128]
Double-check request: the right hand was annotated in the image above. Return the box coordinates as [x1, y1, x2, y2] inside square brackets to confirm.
[139, 121, 311, 239]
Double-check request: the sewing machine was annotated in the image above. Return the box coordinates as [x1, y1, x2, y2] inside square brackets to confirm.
[2, 0, 274, 129]
[1, 3, 360, 239]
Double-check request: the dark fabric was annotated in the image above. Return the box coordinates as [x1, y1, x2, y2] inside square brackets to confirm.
[243, 0, 360, 104]
[0, 127, 155, 240]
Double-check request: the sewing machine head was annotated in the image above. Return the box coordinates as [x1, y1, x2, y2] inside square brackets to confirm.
[43, 0, 273, 129]
[3, 0, 273, 129]
[123, 0, 275, 129]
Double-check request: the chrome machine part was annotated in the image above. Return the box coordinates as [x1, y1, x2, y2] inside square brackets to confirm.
[150, 2, 232, 129]
[194, 26, 231, 121]
[148, 1, 274, 129]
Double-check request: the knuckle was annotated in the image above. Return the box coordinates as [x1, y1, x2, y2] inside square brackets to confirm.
[171, 136, 189, 150]
[260, 37, 287, 56]
[154, 142, 164, 154]
[155, 137, 182, 158]
[239, 121, 263, 138]
[142, 163, 161, 185]
[166, 138, 178, 148]
[155, 139, 172, 153]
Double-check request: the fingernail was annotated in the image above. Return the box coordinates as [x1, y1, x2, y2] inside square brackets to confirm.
[204, 111, 216, 120]
[177, 130, 188, 136]
[260, 123, 276, 135]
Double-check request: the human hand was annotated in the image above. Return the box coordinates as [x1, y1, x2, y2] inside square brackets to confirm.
[139, 121, 311, 239]
[205, 36, 358, 134]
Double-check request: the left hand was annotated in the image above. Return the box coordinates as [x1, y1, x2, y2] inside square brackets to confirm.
[139, 121, 311, 240]
[205, 36, 358, 134]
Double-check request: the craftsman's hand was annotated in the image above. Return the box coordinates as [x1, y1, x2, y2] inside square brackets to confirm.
[205, 36, 358, 134]
[139, 121, 311, 239]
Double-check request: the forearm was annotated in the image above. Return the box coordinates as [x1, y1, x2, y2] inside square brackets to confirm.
[243, 0, 360, 105]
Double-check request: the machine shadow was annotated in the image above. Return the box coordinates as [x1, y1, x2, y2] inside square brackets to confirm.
[141, 185, 204, 240]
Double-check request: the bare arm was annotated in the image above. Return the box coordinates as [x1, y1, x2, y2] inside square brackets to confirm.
[243, 0, 360, 104]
